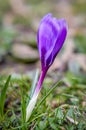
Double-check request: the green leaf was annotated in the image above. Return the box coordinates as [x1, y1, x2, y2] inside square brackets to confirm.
[66, 107, 74, 119]
[39, 120, 47, 130]
[0, 75, 11, 118]
[20, 85, 27, 130]
[55, 107, 64, 124]
[49, 118, 57, 130]
[55, 107, 64, 120]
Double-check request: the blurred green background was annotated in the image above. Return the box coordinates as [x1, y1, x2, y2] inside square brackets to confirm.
[0, 0, 86, 75]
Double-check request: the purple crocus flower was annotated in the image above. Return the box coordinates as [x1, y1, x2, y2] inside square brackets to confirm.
[26, 13, 68, 121]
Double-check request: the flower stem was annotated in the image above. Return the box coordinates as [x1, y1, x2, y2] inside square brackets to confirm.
[26, 68, 48, 122]
[33, 68, 47, 97]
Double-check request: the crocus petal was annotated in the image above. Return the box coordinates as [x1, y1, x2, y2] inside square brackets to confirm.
[37, 14, 61, 69]
[37, 13, 68, 70]
[53, 19, 67, 55]
[46, 19, 67, 66]
[37, 13, 52, 46]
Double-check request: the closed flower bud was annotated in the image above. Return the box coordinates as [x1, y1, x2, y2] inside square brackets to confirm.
[37, 13, 68, 71]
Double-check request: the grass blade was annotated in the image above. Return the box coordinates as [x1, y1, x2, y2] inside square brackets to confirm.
[20, 85, 27, 130]
[36, 80, 63, 109]
[0, 75, 11, 118]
